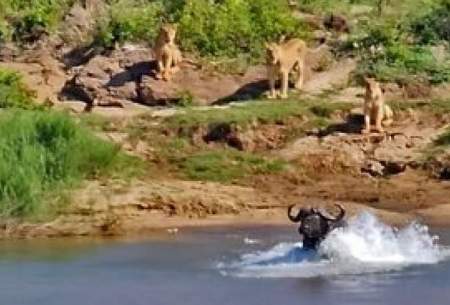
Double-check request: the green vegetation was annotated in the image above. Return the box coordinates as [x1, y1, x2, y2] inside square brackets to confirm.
[1, 0, 307, 59]
[176, 0, 306, 58]
[180, 150, 286, 182]
[126, 98, 354, 183]
[97, 0, 307, 58]
[165, 99, 353, 130]
[340, 0, 450, 84]
[434, 129, 450, 147]
[0, 69, 37, 109]
[0, 69, 138, 219]
[2, 0, 449, 83]
[390, 99, 450, 113]
[0, 110, 139, 219]
[0, 0, 73, 42]
[95, 0, 165, 48]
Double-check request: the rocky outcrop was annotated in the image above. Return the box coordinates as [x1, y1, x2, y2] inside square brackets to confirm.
[137, 65, 267, 106]
[60, 46, 271, 107]
[60, 47, 153, 107]
[60, 1, 107, 46]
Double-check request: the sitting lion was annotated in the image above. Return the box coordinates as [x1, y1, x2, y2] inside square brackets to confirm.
[153, 23, 182, 81]
[265, 38, 308, 99]
[362, 77, 394, 134]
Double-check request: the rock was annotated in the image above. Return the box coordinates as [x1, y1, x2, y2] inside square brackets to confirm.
[137, 65, 267, 106]
[0, 43, 19, 61]
[440, 167, 450, 180]
[61, 52, 144, 105]
[361, 160, 384, 177]
[323, 14, 350, 33]
[381, 161, 407, 175]
[292, 12, 323, 30]
[60, 42, 331, 108]
[60, 1, 107, 46]
[401, 80, 432, 99]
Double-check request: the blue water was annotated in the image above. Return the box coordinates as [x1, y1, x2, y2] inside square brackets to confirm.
[0, 225, 449, 305]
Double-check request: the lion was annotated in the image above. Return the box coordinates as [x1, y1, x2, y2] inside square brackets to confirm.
[265, 38, 308, 99]
[153, 23, 182, 81]
[362, 77, 393, 134]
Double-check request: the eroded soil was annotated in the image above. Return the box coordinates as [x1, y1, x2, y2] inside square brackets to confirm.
[2, 34, 450, 238]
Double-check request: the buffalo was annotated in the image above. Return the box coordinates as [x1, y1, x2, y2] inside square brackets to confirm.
[288, 204, 346, 250]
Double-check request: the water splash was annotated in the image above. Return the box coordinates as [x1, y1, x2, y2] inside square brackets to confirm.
[220, 213, 450, 278]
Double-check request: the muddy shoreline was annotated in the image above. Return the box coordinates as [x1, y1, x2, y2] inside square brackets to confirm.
[3, 193, 450, 240]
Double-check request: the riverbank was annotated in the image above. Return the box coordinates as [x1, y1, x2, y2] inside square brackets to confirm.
[2, 1, 450, 239]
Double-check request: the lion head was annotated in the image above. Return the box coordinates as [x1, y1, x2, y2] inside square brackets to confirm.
[265, 42, 281, 65]
[160, 23, 177, 44]
[364, 77, 381, 99]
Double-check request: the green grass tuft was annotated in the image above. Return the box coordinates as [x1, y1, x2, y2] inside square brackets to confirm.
[0, 110, 139, 219]
[165, 100, 353, 130]
[0, 69, 38, 109]
[179, 149, 287, 182]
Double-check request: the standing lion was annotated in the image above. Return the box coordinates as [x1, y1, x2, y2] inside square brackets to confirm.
[265, 38, 308, 99]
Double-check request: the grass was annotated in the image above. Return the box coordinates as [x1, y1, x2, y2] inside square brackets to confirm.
[434, 130, 450, 147]
[0, 69, 38, 109]
[179, 149, 287, 182]
[126, 98, 355, 183]
[0, 0, 73, 42]
[390, 99, 450, 113]
[164, 99, 354, 130]
[0, 110, 140, 219]
[343, 0, 450, 84]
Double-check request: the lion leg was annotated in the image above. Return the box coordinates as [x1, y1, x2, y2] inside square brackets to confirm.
[362, 113, 371, 134]
[361, 104, 371, 134]
[163, 53, 173, 81]
[382, 104, 393, 127]
[279, 70, 289, 99]
[156, 59, 165, 80]
[266, 67, 278, 99]
[171, 47, 182, 74]
[294, 59, 304, 90]
[374, 106, 384, 133]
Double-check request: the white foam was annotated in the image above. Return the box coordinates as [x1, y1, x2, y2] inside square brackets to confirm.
[243, 238, 261, 245]
[220, 213, 450, 278]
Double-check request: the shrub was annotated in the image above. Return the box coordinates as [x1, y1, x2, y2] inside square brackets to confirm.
[5, 0, 72, 42]
[346, 2, 450, 84]
[96, 0, 164, 47]
[177, 0, 307, 58]
[0, 110, 137, 218]
[0, 69, 37, 109]
[411, 0, 450, 44]
[356, 43, 450, 83]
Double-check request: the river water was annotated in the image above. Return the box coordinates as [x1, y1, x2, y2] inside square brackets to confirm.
[1, 213, 450, 305]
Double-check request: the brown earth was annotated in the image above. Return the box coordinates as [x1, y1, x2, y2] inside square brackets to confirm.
[3, 104, 450, 239]
[2, 29, 450, 238]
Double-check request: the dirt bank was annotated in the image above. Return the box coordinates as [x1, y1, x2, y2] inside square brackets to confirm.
[2, 34, 450, 238]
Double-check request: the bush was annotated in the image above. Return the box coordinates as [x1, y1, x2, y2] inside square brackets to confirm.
[2, 0, 72, 42]
[0, 69, 37, 109]
[356, 43, 450, 83]
[346, 1, 450, 84]
[411, 0, 450, 44]
[96, 0, 164, 47]
[177, 0, 307, 58]
[0, 110, 137, 218]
